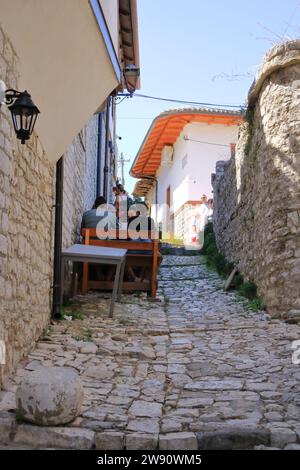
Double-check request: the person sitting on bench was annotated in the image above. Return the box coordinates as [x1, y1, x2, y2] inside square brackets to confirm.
[127, 201, 156, 241]
[81, 196, 107, 230]
[81, 196, 115, 281]
[127, 202, 162, 282]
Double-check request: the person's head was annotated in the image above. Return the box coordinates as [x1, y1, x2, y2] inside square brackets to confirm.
[201, 194, 208, 204]
[128, 201, 148, 218]
[117, 184, 125, 194]
[207, 198, 213, 209]
[93, 196, 106, 209]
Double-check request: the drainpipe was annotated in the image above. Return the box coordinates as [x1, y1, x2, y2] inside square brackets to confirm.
[96, 112, 103, 197]
[103, 96, 111, 200]
[52, 156, 64, 319]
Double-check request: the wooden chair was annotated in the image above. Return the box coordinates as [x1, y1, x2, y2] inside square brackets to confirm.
[81, 228, 161, 297]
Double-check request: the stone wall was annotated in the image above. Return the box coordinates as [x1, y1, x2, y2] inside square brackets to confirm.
[0, 23, 55, 385]
[213, 40, 300, 320]
[62, 115, 98, 249]
[0, 22, 106, 387]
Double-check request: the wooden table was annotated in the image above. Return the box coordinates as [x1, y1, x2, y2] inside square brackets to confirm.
[61, 244, 127, 318]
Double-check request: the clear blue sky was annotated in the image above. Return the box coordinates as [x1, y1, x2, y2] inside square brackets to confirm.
[116, 0, 300, 194]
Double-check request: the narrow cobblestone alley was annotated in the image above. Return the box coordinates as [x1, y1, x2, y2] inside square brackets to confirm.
[1, 255, 300, 450]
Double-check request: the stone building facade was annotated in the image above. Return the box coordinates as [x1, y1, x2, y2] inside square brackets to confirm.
[0, 29, 117, 387]
[213, 40, 300, 320]
[0, 24, 54, 384]
[0, 1, 140, 389]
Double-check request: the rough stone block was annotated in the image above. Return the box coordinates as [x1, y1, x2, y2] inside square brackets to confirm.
[127, 418, 160, 434]
[0, 234, 7, 255]
[0, 411, 17, 444]
[129, 400, 162, 418]
[159, 432, 198, 450]
[184, 380, 243, 391]
[284, 443, 300, 450]
[270, 428, 297, 448]
[79, 342, 98, 354]
[125, 433, 158, 450]
[95, 431, 124, 450]
[161, 419, 183, 433]
[13, 424, 95, 449]
[197, 429, 270, 450]
[0, 151, 11, 177]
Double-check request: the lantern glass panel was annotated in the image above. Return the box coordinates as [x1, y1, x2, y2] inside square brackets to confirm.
[29, 113, 37, 135]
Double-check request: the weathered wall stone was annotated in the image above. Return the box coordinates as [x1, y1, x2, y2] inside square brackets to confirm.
[213, 40, 300, 320]
[0, 23, 54, 386]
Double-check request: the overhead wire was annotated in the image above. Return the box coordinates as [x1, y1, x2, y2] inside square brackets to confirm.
[183, 137, 231, 147]
[133, 92, 244, 109]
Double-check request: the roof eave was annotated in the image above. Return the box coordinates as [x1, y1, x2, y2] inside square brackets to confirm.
[119, 0, 141, 91]
[130, 108, 243, 178]
[129, 114, 161, 177]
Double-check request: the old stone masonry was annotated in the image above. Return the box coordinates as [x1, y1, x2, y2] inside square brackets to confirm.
[1, 255, 300, 450]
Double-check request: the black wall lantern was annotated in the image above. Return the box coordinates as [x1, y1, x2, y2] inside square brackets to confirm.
[4, 89, 40, 144]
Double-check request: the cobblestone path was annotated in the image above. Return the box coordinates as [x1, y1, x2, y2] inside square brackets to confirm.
[1, 255, 300, 449]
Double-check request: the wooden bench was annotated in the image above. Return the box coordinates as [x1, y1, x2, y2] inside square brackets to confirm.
[81, 228, 161, 297]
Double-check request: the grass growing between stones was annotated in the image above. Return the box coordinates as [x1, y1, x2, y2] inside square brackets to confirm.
[161, 237, 184, 246]
[202, 223, 234, 278]
[202, 222, 265, 311]
[69, 310, 84, 320]
[41, 325, 53, 340]
[72, 328, 94, 342]
[61, 307, 84, 320]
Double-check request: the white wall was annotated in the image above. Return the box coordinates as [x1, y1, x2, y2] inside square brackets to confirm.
[153, 121, 239, 226]
[99, 0, 120, 53]
[1, 0, 119, 162]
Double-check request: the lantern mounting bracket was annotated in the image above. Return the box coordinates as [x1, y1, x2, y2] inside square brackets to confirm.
[4, 88, 23, 106]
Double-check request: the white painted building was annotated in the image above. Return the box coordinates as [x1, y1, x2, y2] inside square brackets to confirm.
[131, 108, 242, 243]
